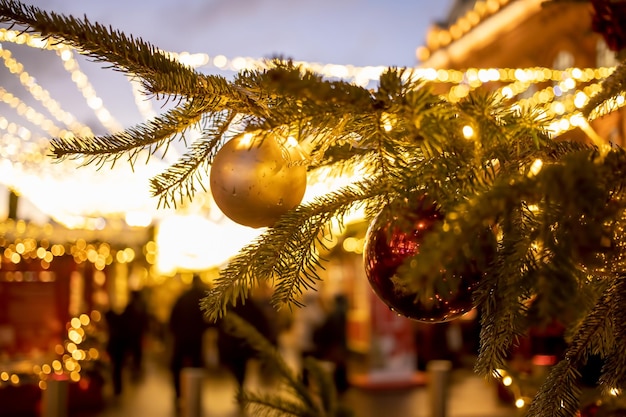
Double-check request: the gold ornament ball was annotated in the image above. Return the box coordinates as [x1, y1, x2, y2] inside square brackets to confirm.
[209, 133, 307, 228]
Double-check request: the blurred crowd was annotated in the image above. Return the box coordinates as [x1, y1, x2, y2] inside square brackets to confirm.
[101, 274, 353, 410]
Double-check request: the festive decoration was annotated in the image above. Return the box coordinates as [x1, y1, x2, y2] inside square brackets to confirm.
[591, 0, 626, 52]
[579, 402, 601, 417]
[209, 132, 307, 228]
[363, 196, 490, 323]
[577, 401, 626, 417]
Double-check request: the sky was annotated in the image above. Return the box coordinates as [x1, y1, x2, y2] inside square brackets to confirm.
[0, 0, 454, 224]
[31, 0, 453, 67]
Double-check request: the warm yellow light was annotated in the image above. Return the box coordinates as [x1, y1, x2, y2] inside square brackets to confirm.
[552, 101, 566, 115]
[59, 49, 72, 61]
[528, 159, 543, 177]
[88, 348, 99, 360]
[381, 112, 394, 132]
[342, 237, 361, 253]
[123, 248, 135, 263]
[90, 310, 101, 322]
[462, 125, 475, 139]
[515, 399, 525, 408]
[562, 78, 576, 90]
[574, 92, 588, 108]
[51, 245, 65, 256]
[416, 46, 430, 62]
[68, 330, 83, 344]
[155, 213, 263, 274]
[238, 132, 255, 147]
[502, 376, 513, 386]
[79, 314, 90, 326]
[125, 211, 152, 227]
[213, 55, 228, 68]
[65, 360, 76, 372]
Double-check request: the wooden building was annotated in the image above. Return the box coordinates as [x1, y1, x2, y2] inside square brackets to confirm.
[418, 0, 626, 146]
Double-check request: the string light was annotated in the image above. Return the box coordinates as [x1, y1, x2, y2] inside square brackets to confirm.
[0, 84, 70, 138]
[0, 309, 102, 388]
[0, 46, 93, 137]
[0, 27, 620, 228]
[0, 29, 122, 133]
[417, 0, 524, 62]
[55, 45, 123, 133]
[0, 219, 146, 387]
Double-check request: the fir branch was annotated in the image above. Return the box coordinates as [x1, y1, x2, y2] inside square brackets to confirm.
[474, 204, 535, 376]
[526, 360, 582, 417]
[526, 282, 615, 417]
[583, 59, 626, 119]
[49, 98, 209, 166]
[301, 357, 338, 416]
[398, 143, 620, 303]
[598, 275, 626, 392]
[202, 180, 386, 320]
[241, 392, 316, 417]
[149, 111, 236, 208]
[219, 313, 325, 416]
[244, 59, 374, 112]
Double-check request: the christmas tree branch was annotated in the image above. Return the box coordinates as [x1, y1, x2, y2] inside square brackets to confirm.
[397, 142, 622, 298]
[49, 98, 209, 167]
[598, 275, 626, 393]
[474, 207, 535, 376]
[202, 179, 387, 320]
[527, 360, 582, 417]
[219, 313, 346, 417]
[583, 59, 626, 120]
[149, 111, 237, 208]
[239, 393, 315, 417]
[526, 280, 615, 417]
[303, 357, 336, 414]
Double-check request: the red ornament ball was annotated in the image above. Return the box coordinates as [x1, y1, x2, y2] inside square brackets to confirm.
[363, 197, 492, 323]
[578, 402, 600, 417]
[591, 0, 626, 52]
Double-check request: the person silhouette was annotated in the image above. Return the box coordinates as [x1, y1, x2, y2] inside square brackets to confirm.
[168, 275, 212, 407]
[123, 289, 148, 380]
[312, 294, 350, 394]
[104, 307, 128, 396]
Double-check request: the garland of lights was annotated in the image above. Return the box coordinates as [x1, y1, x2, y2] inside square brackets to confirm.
[0, 27, 618, 148]
[0, 217, 158, 388]
[0, 312, 101, 389]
